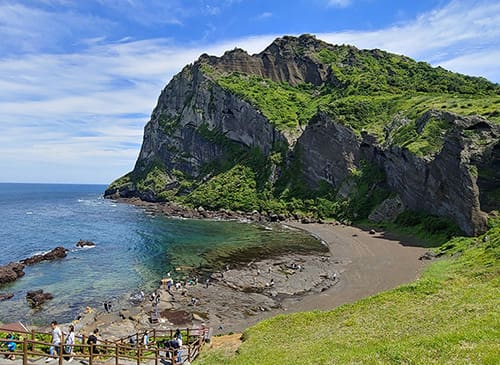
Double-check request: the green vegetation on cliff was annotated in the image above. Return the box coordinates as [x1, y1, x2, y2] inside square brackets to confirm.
[182, 165, 259, 211]
[107, 36, 499, 233]
[206, 43, 499, 147]
[196, 219, 500, 365]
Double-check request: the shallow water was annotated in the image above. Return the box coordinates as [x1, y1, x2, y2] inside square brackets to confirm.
[0, 183, 323, 326]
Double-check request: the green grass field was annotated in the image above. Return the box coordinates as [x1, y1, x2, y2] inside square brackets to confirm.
[196, 220, 500, 364]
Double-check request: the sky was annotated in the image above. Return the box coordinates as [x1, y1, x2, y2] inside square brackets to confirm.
[1, 0, 499, 184]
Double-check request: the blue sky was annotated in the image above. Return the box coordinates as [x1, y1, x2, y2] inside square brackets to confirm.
[1, 0, 499, 184]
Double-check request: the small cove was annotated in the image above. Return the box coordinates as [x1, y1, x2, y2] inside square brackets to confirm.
[0, 183, 323, 325]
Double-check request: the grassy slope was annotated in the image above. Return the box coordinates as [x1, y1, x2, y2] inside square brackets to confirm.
[195, 222, 500, 365]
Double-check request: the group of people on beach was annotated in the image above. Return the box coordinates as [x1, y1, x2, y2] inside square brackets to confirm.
[161, 271, 210, 292]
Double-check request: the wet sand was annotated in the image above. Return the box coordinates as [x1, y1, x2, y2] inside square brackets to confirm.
[69, 221, 429, 339]
[278, 222, 428, 312]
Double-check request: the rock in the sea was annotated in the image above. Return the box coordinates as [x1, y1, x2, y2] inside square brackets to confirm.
[0, 262, 25, 284]
[0, 292, 14, 301]
[21, 246, 67, 265]
[76, 239, 96, 248]
[26, 289, 53, 307]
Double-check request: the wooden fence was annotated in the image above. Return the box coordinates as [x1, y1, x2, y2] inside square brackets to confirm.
[0, 326, 209, 364]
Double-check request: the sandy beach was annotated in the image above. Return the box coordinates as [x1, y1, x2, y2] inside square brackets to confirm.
[69, 220, 429, 340]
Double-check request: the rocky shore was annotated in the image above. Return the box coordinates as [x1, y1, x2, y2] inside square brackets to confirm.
[68, 244, 339, 340]
[52, 198, 428, 341]
[113, 197, 327, 224]
[0, 247, 68, 304]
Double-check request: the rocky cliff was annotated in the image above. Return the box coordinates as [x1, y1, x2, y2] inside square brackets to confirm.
[106, 34, 500, 236]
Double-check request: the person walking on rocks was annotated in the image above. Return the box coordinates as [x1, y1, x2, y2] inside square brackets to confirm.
[46, 321, 62, 362]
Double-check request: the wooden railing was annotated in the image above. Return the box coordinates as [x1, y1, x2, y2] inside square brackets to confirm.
[0, 326, 209, 364]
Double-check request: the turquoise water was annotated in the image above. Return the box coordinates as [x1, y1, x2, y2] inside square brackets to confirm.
[0, 183, 322, 326]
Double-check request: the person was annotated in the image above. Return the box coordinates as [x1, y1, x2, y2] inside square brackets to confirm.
[129, 336, 136, 348]
[4, 333, 16, 360]
[63, 324, 75, 362]
[46, 320, 62, 362]
[174, 331, 183, 363]
[174, 328, 182, 341]
[142, 331, 149, 349]
[164, 330, 182, 361]
[104, 300, 112, 312]
[87, 328, 100, 359]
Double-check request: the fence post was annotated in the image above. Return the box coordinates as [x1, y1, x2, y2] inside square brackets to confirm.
[88, 343, 93, 365]
[30, 329, 35, 352]
[137, 344, 141, 365]
[115, 342, 119, 365]
[59, 332, 64, 365]
[23, 336, 28, 365]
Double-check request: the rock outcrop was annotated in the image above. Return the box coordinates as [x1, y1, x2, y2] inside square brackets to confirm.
[295, 111, 360, 189]
[20, 246, 67, 265]
[362, 111, 498, 235]
[26, 289, 53, 308]
[76, 240, 96, 248]
[0, 262, 25, 284]
[200, 35, 331, 87]
[0, 292, 14, 301]
[0, 246, 68, 285]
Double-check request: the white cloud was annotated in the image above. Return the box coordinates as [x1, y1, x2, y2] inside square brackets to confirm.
[317, 0, 500, 78]
[0, 32, 280, 183]
[255, 12, 273, 20]
[0, 0, 498, 184]
[437, 49, 500, 82]
[0, 2, 113, 54]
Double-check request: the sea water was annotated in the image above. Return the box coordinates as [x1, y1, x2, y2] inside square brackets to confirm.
[0, 183, 323, 326]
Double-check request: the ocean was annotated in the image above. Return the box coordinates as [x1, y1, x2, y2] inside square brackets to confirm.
[0, 183, 322, 326]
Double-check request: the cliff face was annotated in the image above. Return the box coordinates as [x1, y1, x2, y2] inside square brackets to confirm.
[134, 64, 285, 179]
[363, 112, 499, 236]
[199, 35, 330, 87]
[106, 34, 500, 236]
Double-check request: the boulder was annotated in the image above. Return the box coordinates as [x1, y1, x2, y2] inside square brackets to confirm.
[26, 289, 53, 307]
[368, 196, 405, 223]
[0, 293, 14, 301]
[0, 262, 25, 284]
[76, 240, 96, 248]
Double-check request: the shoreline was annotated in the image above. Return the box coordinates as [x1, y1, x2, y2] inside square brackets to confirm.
[60, 199, 429, 340]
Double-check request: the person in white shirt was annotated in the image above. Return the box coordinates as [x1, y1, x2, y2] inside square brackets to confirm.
[46, 321, 62, 362]
[64, 324, 75, 362]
